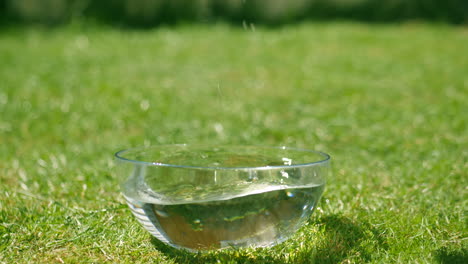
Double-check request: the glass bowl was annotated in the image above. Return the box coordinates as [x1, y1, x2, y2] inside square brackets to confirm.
[114, 145, 330, 251]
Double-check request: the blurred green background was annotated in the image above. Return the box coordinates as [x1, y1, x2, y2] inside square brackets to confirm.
[1, 0, 467, 263]
[2, 0, 467, 26]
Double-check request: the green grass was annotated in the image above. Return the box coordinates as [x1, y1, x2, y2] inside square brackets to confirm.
[0, 22, 467, 263]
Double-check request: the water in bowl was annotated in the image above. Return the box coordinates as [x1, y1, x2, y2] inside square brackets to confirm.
[124, 182, 324, 251]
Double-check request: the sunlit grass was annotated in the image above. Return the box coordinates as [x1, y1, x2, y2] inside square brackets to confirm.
[1, 22, 467, 263]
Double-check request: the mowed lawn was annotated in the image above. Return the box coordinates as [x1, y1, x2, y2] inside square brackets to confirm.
[0, 22, 466, 263]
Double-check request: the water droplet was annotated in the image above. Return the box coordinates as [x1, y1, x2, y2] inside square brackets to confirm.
[140, 100, 150, 111]
[213, 123, 224, 138]
[282, 157, 292, 165]
[286, 191, 294, 197]
[155, 210, 168, 217]
[281, 170, 289, 178]
[303, 205, 308, 210]
[192, 219, 203, 231]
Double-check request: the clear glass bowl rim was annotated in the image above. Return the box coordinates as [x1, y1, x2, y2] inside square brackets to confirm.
[115, 144, 331, 171]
